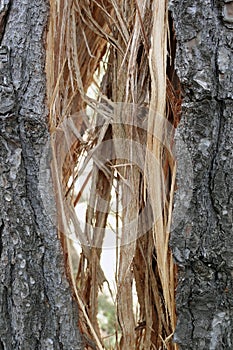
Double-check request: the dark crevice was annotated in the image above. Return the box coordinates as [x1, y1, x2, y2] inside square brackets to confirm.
[209, 103, 223, 181]
[209, 36, 224, 215]
[1, 286, 12, 346]
[41, 246, 50, 307]
[56, 320, 63, 350]
[35, 339, 40, 350]
[167, 11, 182, 129]
[0, 219, 4, 259]
[0, 0, 12, 44]
[0, 338, 5, 350]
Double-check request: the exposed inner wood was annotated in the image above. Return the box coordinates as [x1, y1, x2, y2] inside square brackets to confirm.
[46, 1, 181, 349]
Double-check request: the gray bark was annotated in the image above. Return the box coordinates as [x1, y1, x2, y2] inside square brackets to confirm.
[170, 0, 233, 349]
[0, 1, 83, 349]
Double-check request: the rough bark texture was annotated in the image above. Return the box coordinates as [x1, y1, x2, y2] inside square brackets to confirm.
[0, 1, 83, 349]
[170, 0, 233, 349]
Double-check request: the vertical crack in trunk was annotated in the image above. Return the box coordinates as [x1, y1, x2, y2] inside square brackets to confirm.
[46, 1, 182, 349]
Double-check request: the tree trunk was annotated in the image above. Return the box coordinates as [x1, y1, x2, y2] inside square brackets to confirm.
[0, 1, 83, 349]
[1, 0, 232, 349]
[170, 0, 233, 349]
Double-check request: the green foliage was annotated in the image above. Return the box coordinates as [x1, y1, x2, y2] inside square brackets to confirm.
[98, 293, 120, 348]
